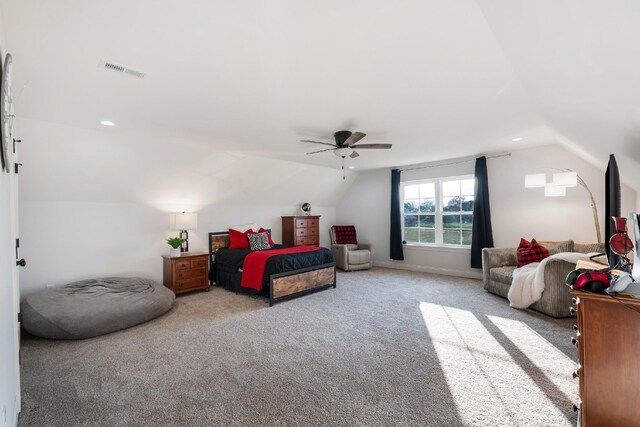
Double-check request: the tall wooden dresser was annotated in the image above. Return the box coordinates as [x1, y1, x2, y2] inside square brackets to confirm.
[569, 290, 640, 426]
[281, 215, 320, 246]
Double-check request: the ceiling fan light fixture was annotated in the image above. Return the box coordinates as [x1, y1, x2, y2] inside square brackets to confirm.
[334, 147, 354, 158]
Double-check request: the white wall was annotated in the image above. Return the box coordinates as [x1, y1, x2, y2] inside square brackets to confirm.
[0, 5, 21, 425]
[18, 118, 354, 296]
[336, 144, 637, 278]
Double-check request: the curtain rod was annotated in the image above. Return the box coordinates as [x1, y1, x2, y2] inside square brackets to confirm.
[399, 152, 511, 172]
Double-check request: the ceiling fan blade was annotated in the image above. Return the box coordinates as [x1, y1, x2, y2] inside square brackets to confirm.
[350, 151, 360, 158]
[343, 131, 366, 146]
[350, 143, 392, 149]
[306, 148, 336, 155]
[300, 140, 337, 147]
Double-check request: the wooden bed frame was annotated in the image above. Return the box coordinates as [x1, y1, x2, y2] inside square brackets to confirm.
[208, 231, 336, 306]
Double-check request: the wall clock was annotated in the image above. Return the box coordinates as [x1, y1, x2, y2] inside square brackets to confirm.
[0, 53, 13, 173]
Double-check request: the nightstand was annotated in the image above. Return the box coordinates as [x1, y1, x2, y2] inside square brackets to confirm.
[161, 252, 210, 294]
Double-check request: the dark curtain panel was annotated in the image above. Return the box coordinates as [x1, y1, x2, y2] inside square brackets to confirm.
[390, 169, 404, 260]
[605, 154, 621, 267]
[470, 156, 494, 268]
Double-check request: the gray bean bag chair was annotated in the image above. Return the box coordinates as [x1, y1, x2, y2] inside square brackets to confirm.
[21, 277, 175, 339]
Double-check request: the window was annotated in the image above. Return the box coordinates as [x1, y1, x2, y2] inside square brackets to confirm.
[402, 176, 475, 246]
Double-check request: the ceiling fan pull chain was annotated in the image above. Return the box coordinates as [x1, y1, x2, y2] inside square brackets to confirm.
[342, 157, 346, 180]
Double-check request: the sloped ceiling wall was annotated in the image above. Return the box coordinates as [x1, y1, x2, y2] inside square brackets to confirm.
[477, 0, 640, 190]
[0, 0, 554, 171]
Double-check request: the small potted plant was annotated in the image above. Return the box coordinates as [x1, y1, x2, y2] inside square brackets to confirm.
[167, 237, 183, 257]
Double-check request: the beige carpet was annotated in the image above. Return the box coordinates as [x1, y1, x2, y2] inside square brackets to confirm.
[18, 268, 578, 426]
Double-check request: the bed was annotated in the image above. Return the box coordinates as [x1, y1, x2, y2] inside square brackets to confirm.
[209, 231, 336, 306]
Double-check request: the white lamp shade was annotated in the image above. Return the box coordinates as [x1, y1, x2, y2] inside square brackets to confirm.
[553, 171, 578, 187]
[544, 184, 566, 197]
[171, 212, 198, 230]
[524, 173, 546, 188]
[334, 147, 354, 157]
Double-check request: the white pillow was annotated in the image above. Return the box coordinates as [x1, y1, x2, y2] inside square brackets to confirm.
[229, 223, 256, 233]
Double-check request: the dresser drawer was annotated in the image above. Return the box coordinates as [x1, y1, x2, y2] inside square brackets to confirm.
[190, 257, 208, 269]
[176, 267, 207, 280]
[296, 227, 318, 237]
[175, 277, 207, 291]
[296, 218, 318, 228]
[175, 259, 192, 270]
[296, 236, 318, 245]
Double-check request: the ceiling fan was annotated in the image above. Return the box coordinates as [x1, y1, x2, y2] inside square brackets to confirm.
[301, 130, 392, 159]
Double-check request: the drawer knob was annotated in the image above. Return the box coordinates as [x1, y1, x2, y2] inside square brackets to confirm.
[571, 296, 580, 305]
[573, 403, 580, 412]
[570, 307, 577, 315]
[572, 369, 580, 379]
[571, 337, 578, 347]
[573, 324, 578, 332]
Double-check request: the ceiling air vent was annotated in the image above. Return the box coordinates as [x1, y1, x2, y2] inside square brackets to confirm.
[99, 60, 145, 79]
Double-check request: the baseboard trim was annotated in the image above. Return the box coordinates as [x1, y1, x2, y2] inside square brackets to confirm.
[373, 260, 483, 280]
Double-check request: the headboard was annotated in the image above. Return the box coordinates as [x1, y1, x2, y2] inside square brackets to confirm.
[209, 231, 231, 254]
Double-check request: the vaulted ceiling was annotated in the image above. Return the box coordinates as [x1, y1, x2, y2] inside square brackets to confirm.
[1, 0, 639, 188]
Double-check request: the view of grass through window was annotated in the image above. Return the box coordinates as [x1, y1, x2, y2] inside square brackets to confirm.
[403, 177, 474, 246]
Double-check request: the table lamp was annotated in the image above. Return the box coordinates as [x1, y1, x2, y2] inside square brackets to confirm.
[171, 212, 198, 252]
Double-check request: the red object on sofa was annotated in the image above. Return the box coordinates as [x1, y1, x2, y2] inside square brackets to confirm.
[517, 238, 549, 267]
[332, 225, 358, 244]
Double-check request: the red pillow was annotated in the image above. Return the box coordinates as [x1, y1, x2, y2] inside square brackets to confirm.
[517, 238, 549, 267]
[247, 227, 275, 247]
[229, 228, 252, 249]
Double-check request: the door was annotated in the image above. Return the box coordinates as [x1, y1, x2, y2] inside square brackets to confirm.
[0, 49, 21, 427]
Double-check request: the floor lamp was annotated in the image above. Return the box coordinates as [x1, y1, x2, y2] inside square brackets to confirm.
[524, 169, 602, 244]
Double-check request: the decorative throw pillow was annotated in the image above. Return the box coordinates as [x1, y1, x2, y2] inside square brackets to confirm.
[229, 228, 253, 249]
[517, 238, 549, 267]
[333, 225, 358, 244]
[248, 227, 275, 247]
[247, 232, 272, 251]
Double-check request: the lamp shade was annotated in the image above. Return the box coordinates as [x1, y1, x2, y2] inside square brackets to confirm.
[553, 171, 578, 187]
[524, 173, 546, 188]
[171, 212, 198, 230]
[334, 147, 354, 158]
[544, 184, 566, 197]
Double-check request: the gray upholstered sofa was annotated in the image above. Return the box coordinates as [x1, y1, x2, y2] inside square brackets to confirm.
[482, 241, 604, 318]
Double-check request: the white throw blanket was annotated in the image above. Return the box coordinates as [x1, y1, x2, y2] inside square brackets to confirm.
[508, 252, 598, 309]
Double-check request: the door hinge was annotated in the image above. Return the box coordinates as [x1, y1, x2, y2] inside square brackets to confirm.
[17, 312, 21, 323]
[14, 163, 22, 174]
[13, 138, 21, 153]
[15, 238, 19, 259]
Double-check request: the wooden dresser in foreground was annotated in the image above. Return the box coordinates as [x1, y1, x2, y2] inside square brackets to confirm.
[162, 252, 210, 294]
[569, 290, 640, 426]
[282, 215, 320, 246]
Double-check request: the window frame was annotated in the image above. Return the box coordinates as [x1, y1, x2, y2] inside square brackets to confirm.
[400, 174, 475, 248]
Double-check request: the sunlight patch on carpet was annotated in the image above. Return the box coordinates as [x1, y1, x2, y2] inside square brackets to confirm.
[419, 302, 574, 427]
[486, 315, 577, 396]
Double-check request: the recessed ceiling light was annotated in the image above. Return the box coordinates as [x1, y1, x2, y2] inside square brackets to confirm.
[348, 166, 355, 169]
[512, 137, 523, 142]
[100, 120, 115, 126]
